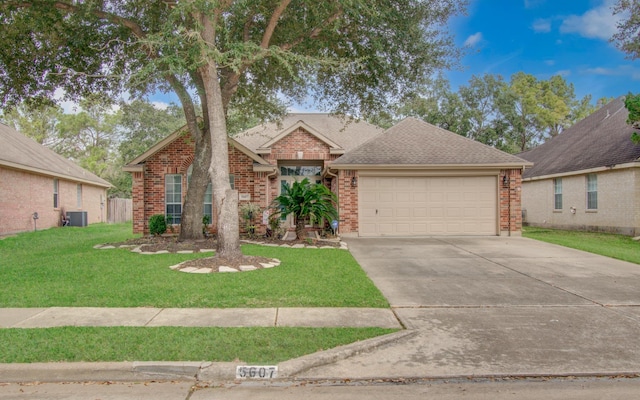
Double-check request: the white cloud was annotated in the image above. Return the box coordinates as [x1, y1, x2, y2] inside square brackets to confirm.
[532, 18, 551, 33]
[555, 69, 571, 77]
[544, 60, 556, 66]
[586, 66, 614, 75]
[583, 65, 640, 80]
[524, 0, 546, 9]
[464, 32, 483, 47]
[560, 0, 621, 40]
[151, 101, 170, 110]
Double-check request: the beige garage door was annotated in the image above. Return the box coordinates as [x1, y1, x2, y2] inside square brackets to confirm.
[358, 176, 497, 236]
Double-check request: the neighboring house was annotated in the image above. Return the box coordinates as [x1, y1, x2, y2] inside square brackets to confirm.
[0, 123, 111, 235]
[125, 114, 531, 237]
[518, 97, 640, 236]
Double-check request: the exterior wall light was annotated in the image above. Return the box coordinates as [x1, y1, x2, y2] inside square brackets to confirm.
[351, 176, 357, 187]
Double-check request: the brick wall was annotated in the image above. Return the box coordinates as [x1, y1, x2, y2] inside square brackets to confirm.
[499, 169, 524, 235]
[0, 166, 107, 235]
[336, 170, 358, 234]
[133, 135, 266, 235]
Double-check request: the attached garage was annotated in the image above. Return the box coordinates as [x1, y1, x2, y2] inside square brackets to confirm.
[358, 175, 497, 236]
[329, 118, 532, 237]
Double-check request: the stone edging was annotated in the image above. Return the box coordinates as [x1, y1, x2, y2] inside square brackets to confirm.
[93, 240, 348, 254]
[169, 258, 281, 274]
[92, 240, 347, 274]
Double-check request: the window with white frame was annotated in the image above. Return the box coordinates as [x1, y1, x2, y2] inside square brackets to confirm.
[586, 174, 597, 210]
[203, 183, 212, 224]
[53, 179, 59, 208]
[553, 178, 562, 210]
[76, 184, 82, 208]
[165, 174, 182, 225]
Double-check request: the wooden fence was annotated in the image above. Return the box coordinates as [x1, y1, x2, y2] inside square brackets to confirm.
[107, 198, 132, 223]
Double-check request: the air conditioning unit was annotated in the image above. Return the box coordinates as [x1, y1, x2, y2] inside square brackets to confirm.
[67, 211, 88, 227]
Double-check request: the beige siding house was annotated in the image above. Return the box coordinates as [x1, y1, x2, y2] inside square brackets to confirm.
[518, 97, 640, 236]
[0, 123, 111, 235]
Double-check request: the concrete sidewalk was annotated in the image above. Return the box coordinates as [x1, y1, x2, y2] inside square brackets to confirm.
[0, 306, 405, 383]
[0, 307, 401, 329]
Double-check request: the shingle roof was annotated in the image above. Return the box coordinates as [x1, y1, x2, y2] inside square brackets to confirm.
[518, 97, 640, 179]
[332, 117, 531, 167]
[233, 113, 384, 152]
[0, 123, 111, 187]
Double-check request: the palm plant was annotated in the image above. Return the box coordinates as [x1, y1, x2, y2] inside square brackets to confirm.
[271, 178, 338, 240]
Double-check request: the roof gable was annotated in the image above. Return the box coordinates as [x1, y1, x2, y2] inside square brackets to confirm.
[124, 125, 270, 170]
[256, 121, 343, 154]
[0, 123, 111, 187]
[332, 117, 531, 168]
[234, 113, 384, 153]
[518, 97, 640, 179]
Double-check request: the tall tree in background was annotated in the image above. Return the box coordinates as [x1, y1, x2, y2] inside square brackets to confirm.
[1, 1, 465, 260]
[0, 101, 63, 147]
[625, 92, 640, 144]
[458, 74, 504, 146]
[395, 75, 470, 135]
[612, 0, 640, 59]
[493, 72, 593, 152]
[118, 100, 185, 165]
[56, 96, 120, 178]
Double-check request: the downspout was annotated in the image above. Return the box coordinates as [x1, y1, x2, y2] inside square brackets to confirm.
[265, 166, 278, 205]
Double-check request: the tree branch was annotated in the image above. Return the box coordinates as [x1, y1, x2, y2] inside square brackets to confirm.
[280, 8, 343, 51]
[261, 0, 292, 48]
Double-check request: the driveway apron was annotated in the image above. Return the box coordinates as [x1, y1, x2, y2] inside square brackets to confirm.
[297, 237, 640, 380]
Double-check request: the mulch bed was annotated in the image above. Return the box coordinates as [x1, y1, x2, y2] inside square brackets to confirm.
[108, 234, 341, 272]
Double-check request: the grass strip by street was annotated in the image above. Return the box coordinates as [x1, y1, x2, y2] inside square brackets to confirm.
[523, 226, 640, 265]
[0, 326, 397, 363]
[0, 223, 388, 308]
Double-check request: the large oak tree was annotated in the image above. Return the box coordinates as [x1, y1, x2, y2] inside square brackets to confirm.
[1, 0, 465, 260]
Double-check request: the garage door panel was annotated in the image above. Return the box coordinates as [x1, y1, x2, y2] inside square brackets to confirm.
[414, 207, 427, 218]
[359, 176, 497, 236]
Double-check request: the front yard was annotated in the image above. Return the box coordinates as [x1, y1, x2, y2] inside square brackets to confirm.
[0, 223, 387, 308]
[523, 226, 640, 265]
[0, 224, 393, 363]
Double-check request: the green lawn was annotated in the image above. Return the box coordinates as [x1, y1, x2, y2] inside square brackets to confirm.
[523, 226, 640, 265]
[0, 326, 395, 363]
[0, 224, 393, 363]
[0, 223, 388, 308]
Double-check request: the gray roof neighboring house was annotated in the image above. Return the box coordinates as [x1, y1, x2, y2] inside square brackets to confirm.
[518, 97, 640, 179]
[331, 117, 532, 169]
[234, 113, 384, 154]
[0, 123, 111, 187]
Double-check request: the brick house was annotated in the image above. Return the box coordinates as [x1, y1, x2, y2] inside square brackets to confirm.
[518, 97, 640, 236]
[125, 114, 531, 237]
[0, 123, 111, 235]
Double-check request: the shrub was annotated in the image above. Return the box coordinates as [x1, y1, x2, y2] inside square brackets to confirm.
[149, 214, 167, 236]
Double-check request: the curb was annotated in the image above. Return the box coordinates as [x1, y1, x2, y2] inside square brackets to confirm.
[277, 330, 419, 378]
[0, 362, 199, 383]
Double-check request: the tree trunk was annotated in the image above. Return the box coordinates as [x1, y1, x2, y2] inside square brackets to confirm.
[295, 218, 306, 240]
[178, 129, 211, 240]
[201, 61, 241, 258]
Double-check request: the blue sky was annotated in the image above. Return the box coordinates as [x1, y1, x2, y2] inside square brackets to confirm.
[145, 0, 638, 112]
[446, 0, 639, 102]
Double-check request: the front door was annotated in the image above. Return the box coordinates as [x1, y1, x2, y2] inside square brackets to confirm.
[278, 164, 323, 229]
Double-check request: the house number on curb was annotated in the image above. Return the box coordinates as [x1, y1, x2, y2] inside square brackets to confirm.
[236, 365, 278, 379]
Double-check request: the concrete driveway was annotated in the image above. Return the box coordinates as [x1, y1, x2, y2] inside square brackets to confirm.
[298, 236, 640, 380]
